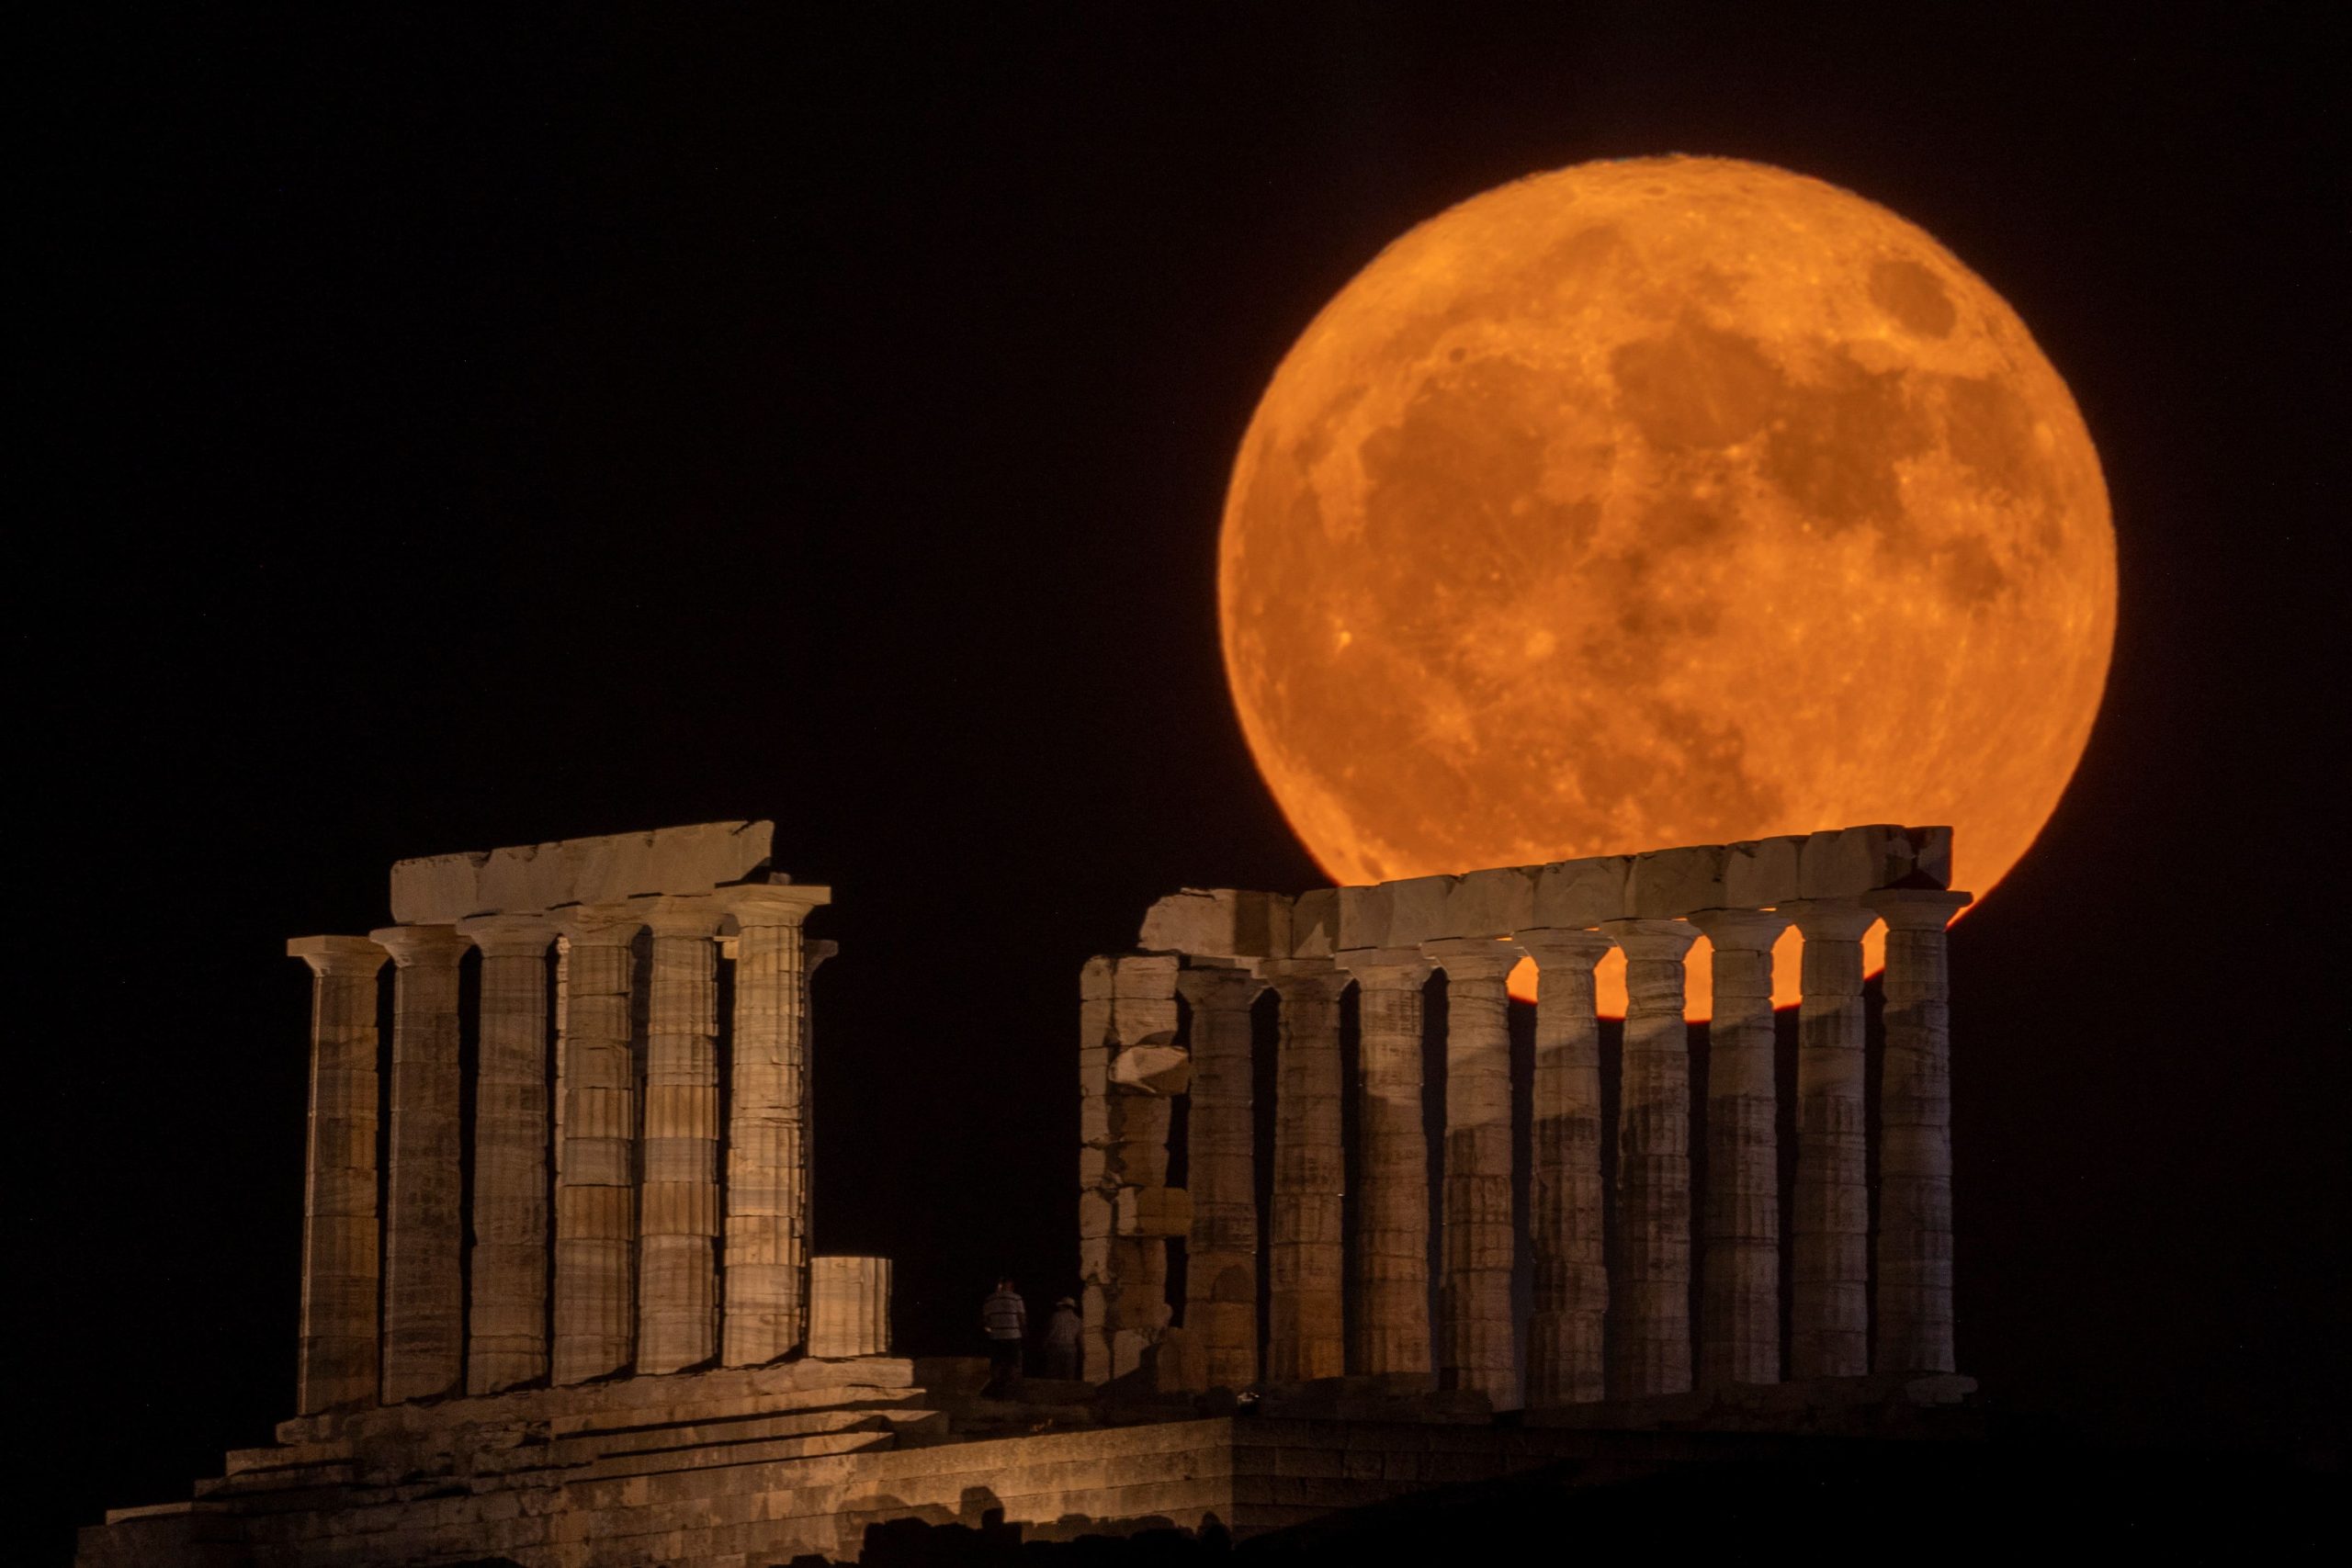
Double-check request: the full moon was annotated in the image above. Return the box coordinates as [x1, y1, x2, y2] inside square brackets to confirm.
[1219, 157, 2114, 1016]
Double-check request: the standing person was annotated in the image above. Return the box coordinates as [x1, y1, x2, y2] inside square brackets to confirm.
[1043, 1296, 1082, 1380]
[981, 1277, 1027, 1395]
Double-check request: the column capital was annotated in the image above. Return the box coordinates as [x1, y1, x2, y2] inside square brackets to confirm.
[1334, 946, 1433, 987]
[808, 938, 839, 974]
[457, 912, 557, 959]
[288, 934, 387, 977]
[549, 901, 645, 945]
[1175, 962, 1262, 1009]
[720, 881, 833, 928]
[1781, 899, 1881, 942]
[1512, 927, 1616, 973]
[1420, 935, 1521, 981]
[1685, 908, 1792, 952]
[1598, 918, 1700, 961]
[1862, 888, 1973, 931]
[637, 893, 723, 939]
[368, 924, 469, 968]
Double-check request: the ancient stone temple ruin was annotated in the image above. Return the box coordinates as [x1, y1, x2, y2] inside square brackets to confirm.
[82, 820, 1976, 1566]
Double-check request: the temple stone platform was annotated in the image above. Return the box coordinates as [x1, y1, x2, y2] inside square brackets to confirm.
[79, 1363, 1978, 1566]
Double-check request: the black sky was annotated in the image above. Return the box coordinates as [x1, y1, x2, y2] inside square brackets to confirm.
[23, 5, 2344, 1553]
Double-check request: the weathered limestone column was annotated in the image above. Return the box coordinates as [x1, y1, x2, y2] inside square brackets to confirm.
[719, 882, 830, 1367]
[456, 914, 556, 1394]
[1176, 964, 1261, 1390]
[1515, 929, 1614, 1406]
[1687, 908, 1791, 1388]
[1865, 888, 1973, 1374]
[1785, 900, 1881, 1380]
[1599, 918, 1699, 1398]
[288, 935, 388, 1414]
[1104, 955, 1181, 1378]
[1335, 948, 1434, 1378]
[638, 896, 723, 1374]
[1259, 959, 1346, 1383]
[1424, 938, 1521, 1404]
[368, 924, 469, 1404]
[808, 1256, 892, 1358]
[550, 904, 643, 1384]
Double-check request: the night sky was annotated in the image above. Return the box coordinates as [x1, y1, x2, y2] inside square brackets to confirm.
[25, 6, 2341, 1553]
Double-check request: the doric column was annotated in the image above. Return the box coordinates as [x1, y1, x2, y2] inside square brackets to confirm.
[550, 903, 643, 1384]
[1687, 908, 1791, 1388]
[1515, 929, 1614, 1406]
[1599, 918, 1699, 1398]
[1423, 938, 1521, 1404]
[1864, 888, 1972, 1374]
[1785, 899, 1881, 1380]
[456, 914, 555, 1394]
[637, 895, 723, 1374]
[288, 935, 388, 1414]
[1334, 948, 1434, 1378]
[1259, 959, 1346, 1383]
[719, 882, 830, 1367]
[368, 924, 468, 1404]
[1175, 964, 1261, 1390]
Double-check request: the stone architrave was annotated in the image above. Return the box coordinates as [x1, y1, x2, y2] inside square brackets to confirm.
[637, 896, 724, 1375]
[719, 882, 831, 1367]
[550, 903, 644, 1384]
[456, 914, 557, 1394]
[1599, 918, 1701, 1398]
[1687, 908, 1791, 1388]
[287, 935, 388, 1415]
[1259, 959, 1346, 1383]
[1514, 929, 1614, 1406]
[1785, 899, 1882, 1380]
[1864, 888, 1973, 1375]
[1175, 964, 1262, 1390]
[1423, 938, 1521, 1404]
[368, 924, 469, 1404]
[1334, 948, 1435, 1379]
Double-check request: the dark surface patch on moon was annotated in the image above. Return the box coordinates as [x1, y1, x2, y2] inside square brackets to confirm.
[1763, 345, 1928, 537]
[1870, 257, 1957, 338]
[1610, 319, 1786, 449]
[1938, 534, 2012, 611]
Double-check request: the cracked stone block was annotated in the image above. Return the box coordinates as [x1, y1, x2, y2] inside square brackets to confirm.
[1798, 825, 1912, 898]
[1722, 836, 1804, 908]
[1532, 856, 1632, 929]
[1137, 889, 1294, 958]
[1337, 883, 1393, 951]
[1627, 843, 1728, 919]
[1447, 865, 1538, 939]
[1109, 1043, 1191, 1096]
[1382, 875, 1460, 947]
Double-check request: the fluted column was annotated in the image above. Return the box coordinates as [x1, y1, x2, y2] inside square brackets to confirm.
[1687, 908, 1790, 1387]
[1785, 900, 1881, 1379]
[1515, 929, 1614, 1406]
[456, 914, 555, 1394]
[1600, 918, 1699, 1398]
[719, 882, 830, 1367]
[368, 924, 468, 1404]
[1177, 964, 1262, 1389]
[1423, 938, 1520, 1404]
[551, 904, 642, 1384]
[1260, 960, 1346, 1382]
[638, 896, 723, 1374]
[288, 935, 388, 1414]
[1865, 888, 1972, 1374]
[1334, 948, 1433, 1378]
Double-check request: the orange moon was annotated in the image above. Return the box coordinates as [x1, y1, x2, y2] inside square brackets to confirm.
[1218, 157, 2114, 1017]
